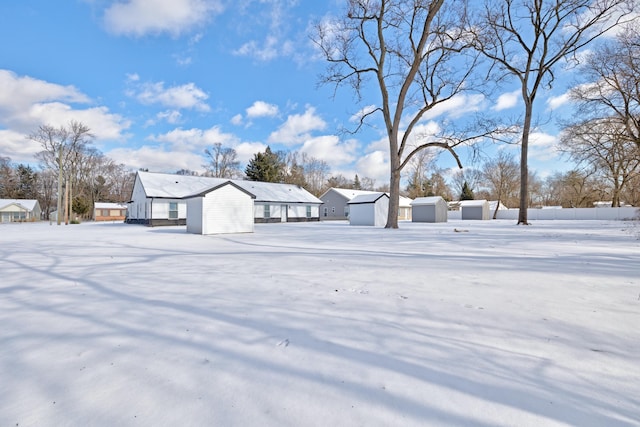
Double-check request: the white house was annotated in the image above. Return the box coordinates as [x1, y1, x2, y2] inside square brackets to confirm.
[347, 192, 389, 226]
[127, 171, 322, 226]
[319, 188, 412, 220]
[411, 196, 448, 223]
[185, 181, 255, 235]
[0, 199, 41, 223]
[460, 200, 490, 220]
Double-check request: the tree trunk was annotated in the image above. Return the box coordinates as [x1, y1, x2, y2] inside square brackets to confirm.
[518, 101, 532, 225]
[68, 176, 73, 223]
[56, 146, 63, 225]
[386, 167, 401, 229]
[64, 178, 69, 225]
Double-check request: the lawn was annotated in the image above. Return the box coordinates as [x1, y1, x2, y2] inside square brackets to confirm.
[1, 219, 638, 426]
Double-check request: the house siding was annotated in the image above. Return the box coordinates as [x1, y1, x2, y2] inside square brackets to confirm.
[319, 190, 349, 220]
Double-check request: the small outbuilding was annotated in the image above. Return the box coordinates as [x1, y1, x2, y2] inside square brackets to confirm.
[411, 196, 448, 223]
[460, 200, 490, 220]
[348, 192, 389, 227]
[185, 181, 256, 235]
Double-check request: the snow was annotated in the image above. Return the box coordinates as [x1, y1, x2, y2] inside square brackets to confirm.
[1, 219, 639, 426]
[137, 171, 322, 204]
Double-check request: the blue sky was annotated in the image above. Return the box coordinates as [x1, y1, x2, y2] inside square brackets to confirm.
[0, 0, 586, 186]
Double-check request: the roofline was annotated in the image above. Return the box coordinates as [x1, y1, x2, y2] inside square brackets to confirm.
[183, 181, 256, 199]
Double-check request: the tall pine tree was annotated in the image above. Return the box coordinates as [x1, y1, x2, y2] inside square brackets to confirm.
[245, 146, 284, 182]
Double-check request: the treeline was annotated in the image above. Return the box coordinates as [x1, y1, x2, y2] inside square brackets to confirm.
[2, 122, 135, 220]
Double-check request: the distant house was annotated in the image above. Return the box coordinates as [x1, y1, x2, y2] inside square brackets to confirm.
[319, 188, 412, 221]
[348, 192, 389, 226]
[126, 171, 322, 226]
[411, 196, 448, 223]
[94, 202, 128, 221]
[0, 199, 41, 223]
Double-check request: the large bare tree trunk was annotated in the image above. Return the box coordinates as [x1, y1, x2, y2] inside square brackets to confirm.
[64, 178, 69, 226]
[57, 146, 63, 225]
[518, 102, 533, 225]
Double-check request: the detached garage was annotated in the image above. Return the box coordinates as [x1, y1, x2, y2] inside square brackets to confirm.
[460, 200, 490, 220]
[348, 192, 389, 227]
[185, 181, 255, 235]
[411, 196, 448, 223]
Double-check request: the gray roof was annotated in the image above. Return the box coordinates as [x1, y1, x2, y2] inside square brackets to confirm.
[136, 171, 322, 204]
[322, 188, 412, 207]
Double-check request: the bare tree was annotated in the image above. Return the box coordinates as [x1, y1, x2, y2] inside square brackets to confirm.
[30, 121, 93, 225]
[480, 151, 520, 217]
[560, 118, 640, 206]
[203, 143, 242, 179]
[301, 153, 330, 196]
[472, 0, 635, 224]
[315, 0, 490, 228]
[451, 168, 483, 200]
[570, 25, 640, 148]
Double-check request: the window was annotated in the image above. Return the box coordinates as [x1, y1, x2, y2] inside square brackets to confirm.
[102, 210, 110, 216]
[323, 207, 328, 217]
[264, 204, 270, 218]
[306, 205, 312, 218]
[169, 202, 179, 219]
[344, 207, 349, 218]
[331, 207, 335, 213]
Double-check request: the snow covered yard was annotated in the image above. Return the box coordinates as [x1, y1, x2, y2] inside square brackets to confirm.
[1, 219, 639, 427]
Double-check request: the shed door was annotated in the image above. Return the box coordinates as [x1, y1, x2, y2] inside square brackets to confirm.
[281, 205, 288, 222]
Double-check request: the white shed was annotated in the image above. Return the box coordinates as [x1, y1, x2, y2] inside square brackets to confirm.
[411, 196, 448, 223]
[347, 192, 389, 226]
[460, 200, 490, 220]
[185, 181, 255, 235]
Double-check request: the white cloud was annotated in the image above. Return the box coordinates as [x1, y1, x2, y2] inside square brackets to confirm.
[299, 135, 358, 166]
[230, 114, 243, 126]
[234, 141, 267, 164]
[355, 150, 389, 184]
[148, 125, 238, 151]
[268, 107, 326, 145]
[157, 110, 183, 124]
[422, 93, 486, 121]
[0, 70, 89, 118]
[0, 129, 39, 163]
[246, 101, 279, 118]
[144, 125, 264, 165]
[493, 90, 520, 111]
[546, 93, 571, 110]
[107, 145, 205, 173]
[103, 0, 224, 37]
[349, 105, 378, 123]
[130, 81, 210, 112]
[0, 70, 130, 144]
[529, 131, 560, 161]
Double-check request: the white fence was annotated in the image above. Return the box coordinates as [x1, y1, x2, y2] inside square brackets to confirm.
[447, 207, 638, 221]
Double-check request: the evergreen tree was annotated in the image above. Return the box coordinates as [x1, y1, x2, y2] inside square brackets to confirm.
[245, 146, 284, 182]
[16, 164, 39, 199]
[353, 174, 362, 190]
[460, 181, 475, 200]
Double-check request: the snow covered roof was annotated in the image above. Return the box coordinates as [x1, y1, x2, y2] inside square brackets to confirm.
[323, 188, 412, 207]
[0, 199, 39, 211]
[459, 199, 488, 207]
[95, 202, 128, 210]
[411, 196, 446, 206]
[347, 192, 389, 204]
[136, 171, 322, 204]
